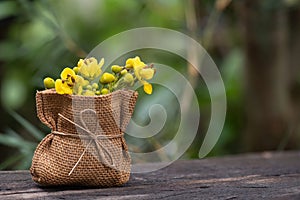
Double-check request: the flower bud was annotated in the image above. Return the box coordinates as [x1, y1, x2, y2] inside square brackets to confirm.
[73, 67, 79, 74]
[43, 77, 55, 89]
[120, 69, 127, 75]
[101, 88, 109, 95]
[100, 72, 116, 84]
[111, 65, 123, 73]
[92, 83, 99, 89]
[124, 73, 134, 84]
[86, 85, 93, 90]
[95, 90, 101, 95]
[83, 90, 95, 96]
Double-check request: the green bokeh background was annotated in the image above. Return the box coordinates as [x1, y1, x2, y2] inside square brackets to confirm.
[0, 0, 299, 169]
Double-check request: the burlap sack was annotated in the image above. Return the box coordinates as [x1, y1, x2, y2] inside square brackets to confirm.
[30, 89, 138, 187]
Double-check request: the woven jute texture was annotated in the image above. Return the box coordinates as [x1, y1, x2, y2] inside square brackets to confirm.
[30, 89, 138, 187]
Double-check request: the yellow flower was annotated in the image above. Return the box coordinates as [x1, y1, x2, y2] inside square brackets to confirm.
[43, 77, 55, 89]
[60, 67, 76, 91]
[125, 56, 145, 69]
[100, 72, 116, 84]
[125, 57, 154, 95]
[77, 57, 104, 80]
[61, 68, 76, 87]
[50, 56, 155, 96]
[53, 68, 76, 94]
[55, 79, 73, 95]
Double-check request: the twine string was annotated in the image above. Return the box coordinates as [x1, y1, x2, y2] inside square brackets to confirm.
[52, 109, 123, 176]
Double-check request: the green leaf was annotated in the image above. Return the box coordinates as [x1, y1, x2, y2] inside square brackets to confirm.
[0, 134, 36, 148]
[4, 128, 22, 139]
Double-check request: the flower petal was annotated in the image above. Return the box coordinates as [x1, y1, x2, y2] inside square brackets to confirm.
[99, 58, 104, 68]
[55, 79, 65, 94]
[125, 58, 135, 68]
[143, 82, 152, 94]
[77, 59, 84, 68]
[55, 79, 73, 94]
[133, 56, 145, 67]
[61, 68, 75, 79]
[140, 68, 154, 80]
[79, 64, 89, 78]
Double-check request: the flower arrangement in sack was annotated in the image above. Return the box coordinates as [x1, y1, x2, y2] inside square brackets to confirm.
[30, 56, 155, 187]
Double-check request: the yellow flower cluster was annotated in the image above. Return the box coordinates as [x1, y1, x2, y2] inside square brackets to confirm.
[125, 56, 155, 94]
[43, 56, 156, 96]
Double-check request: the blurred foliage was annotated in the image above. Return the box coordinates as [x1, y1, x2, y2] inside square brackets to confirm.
[1, 0, 299, 169]
[0, 0, 241, 169]
[0, 110, 43, 169]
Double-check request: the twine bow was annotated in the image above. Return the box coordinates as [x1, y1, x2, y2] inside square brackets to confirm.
[52, 109, 123, 176]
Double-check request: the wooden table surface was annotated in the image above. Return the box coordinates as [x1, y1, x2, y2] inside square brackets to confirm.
[1, 151, 300, 200]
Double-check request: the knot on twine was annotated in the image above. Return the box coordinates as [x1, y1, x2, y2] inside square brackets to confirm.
[52, 109, 123, 176]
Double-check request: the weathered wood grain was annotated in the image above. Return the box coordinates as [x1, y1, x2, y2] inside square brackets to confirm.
[0, 151, 300, 199]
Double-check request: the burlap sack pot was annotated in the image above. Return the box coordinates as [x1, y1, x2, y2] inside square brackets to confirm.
[30, 89, 138, 187]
